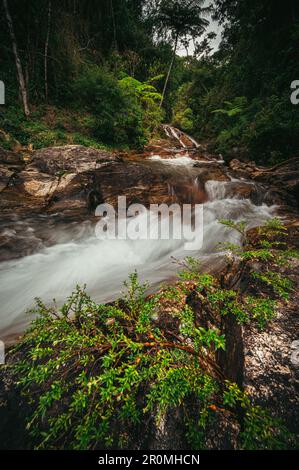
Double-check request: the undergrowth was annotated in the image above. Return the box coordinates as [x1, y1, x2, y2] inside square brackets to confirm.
[8, 219, 298, 450]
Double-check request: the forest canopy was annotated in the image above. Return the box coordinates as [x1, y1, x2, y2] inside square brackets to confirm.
[0, 0, 298, 162]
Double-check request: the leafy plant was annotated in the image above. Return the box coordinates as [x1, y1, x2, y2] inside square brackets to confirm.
[9, 219, 298, 450]
[252, 271, 294, 301]
[216, 218, 295, 327]
[12, 278, 225, 450]
[223, 382, 296, 450]
[212, 97, 247, 118]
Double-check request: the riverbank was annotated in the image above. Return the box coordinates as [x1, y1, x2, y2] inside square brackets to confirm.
[0, 129, 286, 340]
[0, 130, 298, 449]
[0, 217, 298, 450]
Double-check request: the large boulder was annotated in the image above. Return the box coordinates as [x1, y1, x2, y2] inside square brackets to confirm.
[0, 144, 213, 220]
[229, 157, 299, 208]
[0, 145, 210, 261]
[0, 147, 24, 167]
[0, 145, 119, 216]
[0, 148, 24, 193]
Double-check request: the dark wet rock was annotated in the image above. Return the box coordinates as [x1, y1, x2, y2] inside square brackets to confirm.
[203, 410, 240, 450]
[229, 182, 256, 199]
[0, 145, 119, 217]
[226, 181, 261, 202]
[0, 145, 171, 218]
[0, 147, 24, 168]
[229, 158, 258, 176]
[254, 158, 299, 209]
[2, 142, 230, 218]
[0, 148, 25, 193]
[31, 144, 118, 175]
[0, 165, 15, 193]
[193, 165, 230, 183]
[0, 145, 211, 260]
[0, 145, 209, 221]
[229, 157, 299, 208]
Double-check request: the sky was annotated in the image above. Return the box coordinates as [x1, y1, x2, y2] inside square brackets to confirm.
[177, 1, 223, 56]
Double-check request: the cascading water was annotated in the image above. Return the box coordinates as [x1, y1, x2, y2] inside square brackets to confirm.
[169, 127, 187, 148]
[150, 154, 195, 166]
[162, 125, 201, 149]
[0, 152, 276, 341]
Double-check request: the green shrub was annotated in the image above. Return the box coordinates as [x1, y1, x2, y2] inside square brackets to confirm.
[9, 220, 298, 450]
[13, 279, 223, 450]
[71, 66, 163, 148]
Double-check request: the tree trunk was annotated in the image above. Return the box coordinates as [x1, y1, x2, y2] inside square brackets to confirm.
[3, 0, 30, 116]
[110, 0, 118, 51]
[160, 33, 179, 108]
[44, 0, 52, 101]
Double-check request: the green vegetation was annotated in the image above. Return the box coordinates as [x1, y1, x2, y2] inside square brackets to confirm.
[223, 382, 295, 450]
[0, 105, 112, 151]
[8, 220, 298, 449]
[1, 0, 298, 452]
[0, 1, 166, 151]
[0, 71, 163, 151]
[13, 282, 221, 450]
[172, 1, 299, 163]
[2, 1, 297, 160]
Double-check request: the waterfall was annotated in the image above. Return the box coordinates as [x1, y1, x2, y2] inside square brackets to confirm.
[205, 180, 230, 200]
[163, 125, 201, 149]
[205, 179, 258, 202]
[150, 154, 195, 166]
[168, 126, 187, 148]
[0, 175, 276, 341]
[184, 132, 200, 149]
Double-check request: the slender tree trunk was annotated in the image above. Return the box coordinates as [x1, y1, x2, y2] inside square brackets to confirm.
[44, 0, 52, 101]
[160, 32, 179, 108]
[3, 0, 30, 116]
[110, 0, 118, 51]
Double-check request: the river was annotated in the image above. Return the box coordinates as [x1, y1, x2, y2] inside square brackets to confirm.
[0, 129, 276, 341]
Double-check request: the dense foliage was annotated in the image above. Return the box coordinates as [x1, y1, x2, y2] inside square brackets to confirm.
[0, 0, 166, 149]
[173, 0, 299, 163]
[1, 0, 298, 160]
[10, 219, 298, 450]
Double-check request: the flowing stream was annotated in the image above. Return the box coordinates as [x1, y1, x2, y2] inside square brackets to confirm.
[0, 134, 276, 341]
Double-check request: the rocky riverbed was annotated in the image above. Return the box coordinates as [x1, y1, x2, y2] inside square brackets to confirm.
[0, 129, 298, 449]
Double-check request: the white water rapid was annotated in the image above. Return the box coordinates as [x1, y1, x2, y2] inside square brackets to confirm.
[0, 156, 276, 341]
